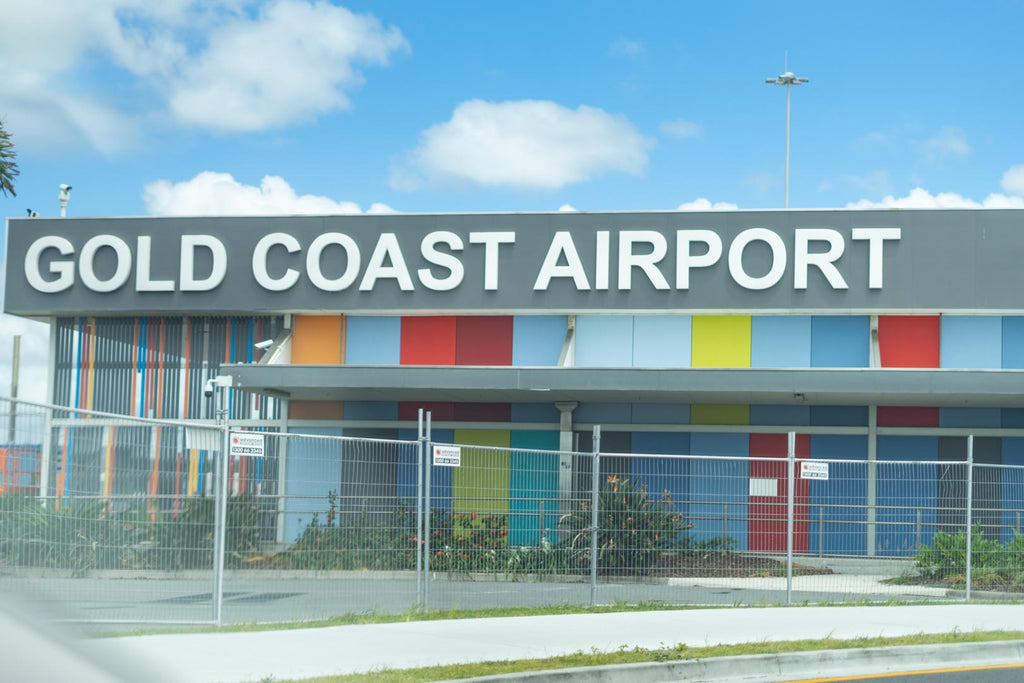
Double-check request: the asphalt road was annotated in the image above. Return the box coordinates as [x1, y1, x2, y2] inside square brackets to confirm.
[781, 663, 1024, 682]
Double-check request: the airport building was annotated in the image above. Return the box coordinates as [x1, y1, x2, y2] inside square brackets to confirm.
[5, 209, 1024, 555]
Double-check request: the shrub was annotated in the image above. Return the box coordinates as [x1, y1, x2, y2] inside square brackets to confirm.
[560, 475, 692, 575]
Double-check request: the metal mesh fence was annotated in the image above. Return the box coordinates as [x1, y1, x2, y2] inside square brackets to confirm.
[0, 397, 226, 624]
[3, 399, 1023, 625]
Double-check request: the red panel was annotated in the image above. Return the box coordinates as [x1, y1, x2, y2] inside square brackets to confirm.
[748, 434, 810, 553]
[878, 316, 940, 368]
[454, 403, 511, 422]
[877, 407, 940, 427]
[455, 316, 513, 366]
[398, 402, 455, 421]
[401, 316, 456, 365]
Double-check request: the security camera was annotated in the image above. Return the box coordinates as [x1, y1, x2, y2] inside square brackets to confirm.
[254, 339, 274, 350]
[204, 378, 215, 399]
[26, 209, 38, 217]
[59, 184, 72, 192]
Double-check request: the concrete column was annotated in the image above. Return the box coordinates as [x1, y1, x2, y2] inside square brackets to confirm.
[556, 401, 578, 541]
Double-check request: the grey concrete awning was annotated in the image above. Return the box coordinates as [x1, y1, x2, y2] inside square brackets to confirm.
[223, 364, 1024, 408]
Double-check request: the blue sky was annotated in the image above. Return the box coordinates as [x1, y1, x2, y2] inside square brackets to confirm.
[2, 0, 1024, 399]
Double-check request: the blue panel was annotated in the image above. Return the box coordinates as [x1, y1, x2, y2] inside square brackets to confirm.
[574, 315, 633, 367]
[512, 316, 567, 367]
[630, 433, 690, 530]
[810, 406, 868, 426]
[751, 316, 811, 368]
[631, 403, 690, 424]
[750, 405, 811, 426]
[511, 403, 561, 423]
[1003, 317, 1024, 369]
[941, 316, 1001, 369]
[343, 401, 399, 420]
[810, 316, 869, 367]
[398, 428, 454, 511]
[282, 427, 343, 542]
[1001, 438, 1024, 542]
[632, 316, 691, 367]
[345, 316, 401, 365]
[688, 433, 749, 550]
[575, 403, 632, 424]
[510, 431, 560, 545]
[808, 435, 868, 555]
[876, 437, 938, 556]
[938, 408, 1002, 428]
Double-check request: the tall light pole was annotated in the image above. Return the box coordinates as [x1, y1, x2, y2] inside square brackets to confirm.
[766, 68, 808, 208]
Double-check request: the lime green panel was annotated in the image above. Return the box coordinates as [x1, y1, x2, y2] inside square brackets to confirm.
[691, 316, 751, 368]
[453, 430, 511, 514]
[690, 404, 750, 425]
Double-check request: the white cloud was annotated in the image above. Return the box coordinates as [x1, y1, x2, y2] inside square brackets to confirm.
[395, 100, 653, 190]
[609, 38, 644, 57]
[1001, 165, 1024, 195]
[659, 119, 702, 139]
[558, 204, 578, 212]
[677, 198, 738, 211]
[142, 171, 395, 215]
[170, 1, 408, 132]
[0, 2, 406, 148]
[845, 187, 1024, 209]
[916, 126, 970, 162]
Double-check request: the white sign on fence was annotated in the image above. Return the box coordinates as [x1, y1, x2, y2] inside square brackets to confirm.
[230, 432, 265, 458]
[800, 460, 829, 480]
[433, 445, 461, 467]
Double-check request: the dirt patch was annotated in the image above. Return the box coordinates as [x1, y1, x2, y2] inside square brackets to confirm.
[649, 552, 833, 578]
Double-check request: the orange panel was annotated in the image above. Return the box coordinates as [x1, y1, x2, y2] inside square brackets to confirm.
[289, 401, 344, 419]
[292, 315, 343, 364]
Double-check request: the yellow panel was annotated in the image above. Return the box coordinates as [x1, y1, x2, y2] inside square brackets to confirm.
[453, 430, 511, 515]
[690, 404, 750, 425]
[691, 316, 751, 368]
[292, 315, 342, 364]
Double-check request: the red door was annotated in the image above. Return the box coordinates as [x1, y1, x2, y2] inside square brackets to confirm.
[748, 434, 809, 553]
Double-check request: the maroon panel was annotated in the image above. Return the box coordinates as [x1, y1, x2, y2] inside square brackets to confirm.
[455, 316, 513, 366]
[453, 402, 511, 422]
[398, 402, 455, 421]
[877, 407, 940, 427]
[401, 316, 457, 366]
[748, 434, 809, 553]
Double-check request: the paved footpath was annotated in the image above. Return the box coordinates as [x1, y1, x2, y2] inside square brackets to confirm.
[89, 604, 1024, 683]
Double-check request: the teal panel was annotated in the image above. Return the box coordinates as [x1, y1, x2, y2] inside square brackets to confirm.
[575, 315, 633, 367]
[510, 431, 560, 546]
[941, 316, 1001, 369]
[632, 315, 691, 367]
[751, 316, 811, 368]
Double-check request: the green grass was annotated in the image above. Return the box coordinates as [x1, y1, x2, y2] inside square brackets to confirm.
[261, 630, 1024, 682]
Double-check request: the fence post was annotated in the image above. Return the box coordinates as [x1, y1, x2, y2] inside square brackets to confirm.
[589, 425, 601, 608]
[212, 386, 230, 625]
[424, 412, 433, 611]
[965, 435, 974, 602]
[786, 431, 795, 605]
[416, 409, 424, 610]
